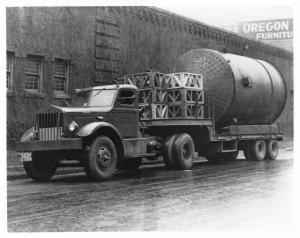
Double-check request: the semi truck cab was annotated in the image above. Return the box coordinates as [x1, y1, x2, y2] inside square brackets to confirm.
[15, 84, 157, 181]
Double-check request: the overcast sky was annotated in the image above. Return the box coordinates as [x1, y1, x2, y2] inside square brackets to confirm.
[160, 5, 293, 29]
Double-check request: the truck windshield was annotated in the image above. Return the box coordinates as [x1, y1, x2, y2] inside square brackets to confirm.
[72, 91, 90, 107]
[89, 89, 117, 107]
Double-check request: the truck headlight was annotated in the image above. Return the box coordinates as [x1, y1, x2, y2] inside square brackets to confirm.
[69, 121, 79, 132]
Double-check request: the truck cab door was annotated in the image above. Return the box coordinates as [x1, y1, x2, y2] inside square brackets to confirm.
[113, 89, 139, 138]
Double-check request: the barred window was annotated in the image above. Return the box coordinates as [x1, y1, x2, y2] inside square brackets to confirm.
[7, 52, 13, 91]
[25, 56, 43, 91]
[53, 59, 69, 93]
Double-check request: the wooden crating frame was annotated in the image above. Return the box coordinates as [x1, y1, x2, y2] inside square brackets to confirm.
[116, 71, 205, 120]
[138, 88, 168, 104]
[168, 103, 204, 119]
[167, 87, 204, 104]
[116, 72, 167, 88]
[165, 73, 203, 88]
[139, 103, 168, 120]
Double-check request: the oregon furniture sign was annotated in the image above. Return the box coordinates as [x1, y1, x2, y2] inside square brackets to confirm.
[238, 19, 293, 41]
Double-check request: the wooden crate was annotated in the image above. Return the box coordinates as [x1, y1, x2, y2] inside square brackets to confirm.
[139, 103, 168, 120]
[138, 88, 167, 104]
[165, 72, 203, 88]
[167, 87, 204, 104]
[116, 72, 203, 90]
[168, 104, 204, 119]
[115, 72, 167, 89]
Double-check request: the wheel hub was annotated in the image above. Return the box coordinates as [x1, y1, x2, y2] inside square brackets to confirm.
[182, 143, 191, 159]
[97, 147, 112, 169]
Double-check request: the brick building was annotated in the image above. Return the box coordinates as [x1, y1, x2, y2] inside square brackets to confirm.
[6, 7, 293, 148]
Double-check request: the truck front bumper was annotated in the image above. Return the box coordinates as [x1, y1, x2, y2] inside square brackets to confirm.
[15, 138, 83, 152]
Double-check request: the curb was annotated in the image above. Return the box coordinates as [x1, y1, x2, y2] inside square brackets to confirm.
[7, 167, 85, 181]
[7, 160, 165, 181]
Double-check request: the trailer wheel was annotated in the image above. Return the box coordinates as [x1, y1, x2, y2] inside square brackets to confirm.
[163, 134, 179, 169]
[84, 136, 117, 181]
[117, 157, 142, 171]
[173, 133, 195, 170]
[23, 152, 58, 182]
[244, 140, 266, 161]
[265, 139, 279, 160]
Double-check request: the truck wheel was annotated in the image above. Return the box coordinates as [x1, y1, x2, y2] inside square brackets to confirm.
[244, 140, 266, 161]
[84, 136, 117, 181]
[265, 139, 279, 160]
[163, 134, 179, 169]
[173, 133, 195, 170]
[117, 157, 142, 171]
[23, 152, 58, 182]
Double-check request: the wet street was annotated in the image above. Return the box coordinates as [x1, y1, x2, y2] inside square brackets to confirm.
[7, 149, 294, 231]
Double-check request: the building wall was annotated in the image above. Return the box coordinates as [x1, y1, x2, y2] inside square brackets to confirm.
[6, 7, 293, 147]
[6, 7, 98, 145]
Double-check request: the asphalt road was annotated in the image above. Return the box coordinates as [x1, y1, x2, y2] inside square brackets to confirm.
[7, 149, 294, 231]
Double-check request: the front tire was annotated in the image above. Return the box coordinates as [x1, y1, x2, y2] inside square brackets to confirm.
[84, 136, 117, 181]
[23, 152, 58, 182]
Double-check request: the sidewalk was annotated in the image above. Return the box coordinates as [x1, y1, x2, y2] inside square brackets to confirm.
[7, 140, 293, 180]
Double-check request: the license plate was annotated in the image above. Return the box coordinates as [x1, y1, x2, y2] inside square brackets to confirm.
[20, 152, 32, 162]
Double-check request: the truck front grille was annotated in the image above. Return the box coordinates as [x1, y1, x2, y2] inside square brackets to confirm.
[36, 112, 63, 141]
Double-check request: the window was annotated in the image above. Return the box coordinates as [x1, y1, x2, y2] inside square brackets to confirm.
[118, 90, 136, 105]
[89, 89, 117, 107]
[25, 55, 43, 91]
[7, 52, 13, 91]
[53, 59, 69, 94]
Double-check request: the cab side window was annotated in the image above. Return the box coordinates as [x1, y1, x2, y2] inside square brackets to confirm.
[118, 90, 136, 105]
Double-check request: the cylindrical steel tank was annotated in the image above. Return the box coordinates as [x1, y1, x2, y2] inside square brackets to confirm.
[175, 48, 287, 125]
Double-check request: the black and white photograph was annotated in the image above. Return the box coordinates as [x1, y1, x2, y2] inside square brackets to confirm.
[2, 0, 298, 234]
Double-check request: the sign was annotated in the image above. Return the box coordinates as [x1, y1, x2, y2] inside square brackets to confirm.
[238, 19, 293, 41]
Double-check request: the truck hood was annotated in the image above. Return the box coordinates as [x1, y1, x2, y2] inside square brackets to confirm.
[50, 105, 112, 113]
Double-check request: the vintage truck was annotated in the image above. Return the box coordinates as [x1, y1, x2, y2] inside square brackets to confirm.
[15, 49, 287, 181]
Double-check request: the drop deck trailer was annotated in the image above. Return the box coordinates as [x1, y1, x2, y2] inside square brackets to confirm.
[15, 81, 282, 182]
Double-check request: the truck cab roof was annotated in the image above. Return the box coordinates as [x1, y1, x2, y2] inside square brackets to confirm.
[74, 84, 138, 93]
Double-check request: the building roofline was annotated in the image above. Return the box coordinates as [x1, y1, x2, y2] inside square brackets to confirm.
[147, 6, 293, 55]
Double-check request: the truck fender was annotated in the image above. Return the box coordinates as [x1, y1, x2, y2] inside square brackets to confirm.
[77, 122, 122, 139]
[77, 122, 124, 159]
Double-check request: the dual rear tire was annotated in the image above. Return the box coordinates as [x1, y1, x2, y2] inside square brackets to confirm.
[163, 133, 195, 170]
[243, 139, 279, 161]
